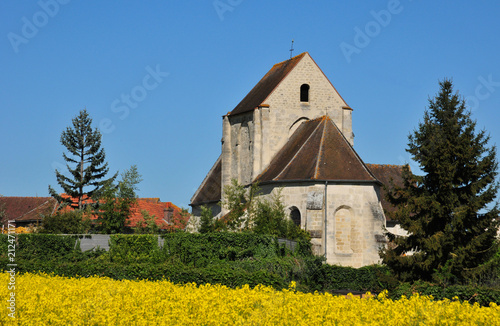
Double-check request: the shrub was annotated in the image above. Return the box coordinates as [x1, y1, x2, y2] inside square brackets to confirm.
[39, 210, 92, 234]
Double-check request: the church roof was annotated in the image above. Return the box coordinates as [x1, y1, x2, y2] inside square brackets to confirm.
[255, 116, 379, 183]
[190, 156, 222, 206]
[365, 164, 405, 221]
[228, 52, 307, 116]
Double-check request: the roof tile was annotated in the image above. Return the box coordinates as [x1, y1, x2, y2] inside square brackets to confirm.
[256, 116, 378, 183]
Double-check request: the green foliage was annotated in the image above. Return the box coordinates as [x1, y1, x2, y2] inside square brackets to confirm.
[39, 209, 92, 234]
[218, 180, 310, 243]
[381, 79, 500, 283]
[306, 264, 393, 293]
[1, 233, 499, 305]
[198, 205, 215, 233]
[117, 164, 143, 199]
[96, 183, 133, 234]
[220, 179, 259, 230]
[133, 210, 160, 234]
[15, 234, 78, 260]
[96, 165, 143, 233]
[161, 232, 282, 267]
[108, 234, 159, 263]
[49, 109, 117, 210]
[252, 190, 311, 243]
[389, 281, 500, 307]
[0, 200, 6, 226]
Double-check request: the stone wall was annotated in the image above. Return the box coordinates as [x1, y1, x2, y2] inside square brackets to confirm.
[258, 182, 385, 267]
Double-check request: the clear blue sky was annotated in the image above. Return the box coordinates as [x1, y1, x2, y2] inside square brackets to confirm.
[1, 1, 500, 209]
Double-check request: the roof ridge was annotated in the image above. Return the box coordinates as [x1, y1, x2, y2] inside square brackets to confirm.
[270, 52, 308, 68]
[313, 117, 328, 179]
[18, 198, 55, 220]
[275, 118, 324, 180]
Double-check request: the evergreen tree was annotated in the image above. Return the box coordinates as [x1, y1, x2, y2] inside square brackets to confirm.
[381, 80, 499, 283]
[49, 109, 117, 210]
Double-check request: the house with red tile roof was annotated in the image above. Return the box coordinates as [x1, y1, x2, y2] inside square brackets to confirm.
[190, 52, 404, 267]
[0, 197, 58, 228]
[0, 195, 188, 232]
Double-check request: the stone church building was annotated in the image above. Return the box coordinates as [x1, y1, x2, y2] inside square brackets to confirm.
[190, 52, 403, 267]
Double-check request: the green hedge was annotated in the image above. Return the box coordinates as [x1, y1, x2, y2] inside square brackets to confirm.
[306, 263, 393, 293]
[109, 234, 159, 263]
[0, 234, 78, 260]
[161, 232, 284, 266]
[390, 281, 500, 307]
[1, 233, 498, 306]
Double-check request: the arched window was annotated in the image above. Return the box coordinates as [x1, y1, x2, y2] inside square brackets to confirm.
[300, 84, 310, 102]
[290, 207, 301, 226]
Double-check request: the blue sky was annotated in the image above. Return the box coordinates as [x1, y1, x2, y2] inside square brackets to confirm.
[1, 1, 500, 209]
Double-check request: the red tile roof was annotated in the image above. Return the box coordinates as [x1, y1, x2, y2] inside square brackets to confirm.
[1, 195, 189, 231]
[0, 197, 58, 225]
[256, 116, 379, 183]
[128, 200, 188, 231]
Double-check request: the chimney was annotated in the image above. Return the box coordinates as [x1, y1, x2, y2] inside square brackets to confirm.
[163, 207, 174, 224]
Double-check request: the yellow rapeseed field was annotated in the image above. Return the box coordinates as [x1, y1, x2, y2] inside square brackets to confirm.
[1, 272, 499, 325]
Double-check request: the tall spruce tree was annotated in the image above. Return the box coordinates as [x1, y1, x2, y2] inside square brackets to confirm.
[49, 109, 116, 210]
[381, 79, 499, 283]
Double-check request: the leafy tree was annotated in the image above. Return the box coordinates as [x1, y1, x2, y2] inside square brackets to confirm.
[380, 79, 499, 283]
[198, 205, 215, 233]
[49, 109, 117, 210]
[96, 183, 131, 234]
[97, 165, 143, 234]
[252, 189, 310, 242]
[218, 180, 310, 241]
[117, 164, 143, 199]
[219, 179, 259, 231]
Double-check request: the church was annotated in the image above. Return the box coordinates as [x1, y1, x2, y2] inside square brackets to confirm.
[190, 52, 404, 267]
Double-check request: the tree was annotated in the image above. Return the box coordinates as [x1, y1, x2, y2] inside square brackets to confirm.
[380, 79, 499, 283]
[198, 205, 215, 233]
[117, 164, 143, 199]
[97, 165, 143, 234]
[218, 180, 310, 241]
[219, 179, 259, 231]
[49, 109, 117, 210]
[96, 183, 131, 234]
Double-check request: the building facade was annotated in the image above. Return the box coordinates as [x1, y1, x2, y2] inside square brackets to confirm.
[191, 52, 403, 267]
